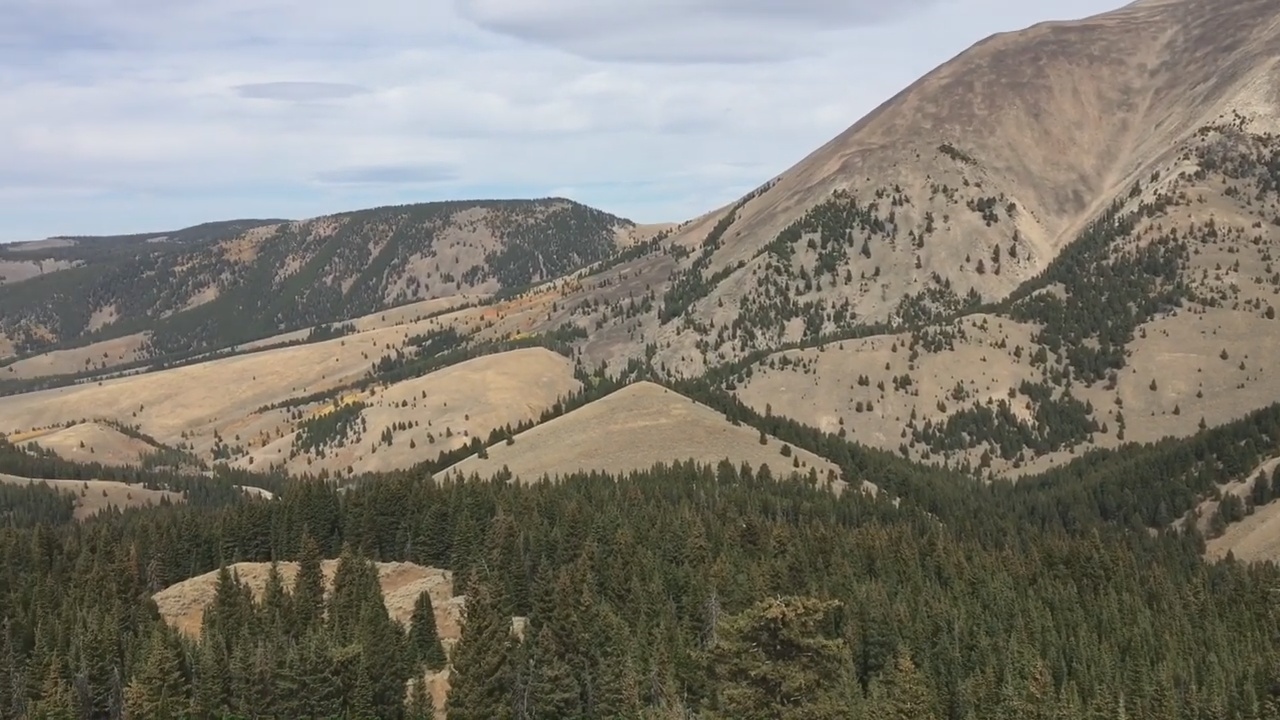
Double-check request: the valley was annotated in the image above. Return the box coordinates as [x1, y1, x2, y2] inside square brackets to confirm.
[6, 0, 1280, 718]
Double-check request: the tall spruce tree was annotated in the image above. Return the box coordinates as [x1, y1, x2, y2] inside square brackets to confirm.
[448, 575, 516, 720]
[408, 589, 448, 671]
[122, 628, 189, 720]
[293, 534, 326, 634]
[709, 596, 858, 719]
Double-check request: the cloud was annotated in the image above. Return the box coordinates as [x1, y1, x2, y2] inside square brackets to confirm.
[314, 163, 460, 186]
[234, 81, 370, 101]
[0, 0, 1129, 241]
[454, 0, 942, 63]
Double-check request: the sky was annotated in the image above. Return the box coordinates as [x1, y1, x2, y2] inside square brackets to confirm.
[2, 0, 1126, 242]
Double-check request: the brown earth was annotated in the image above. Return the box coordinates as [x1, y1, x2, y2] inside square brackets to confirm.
[154, 560, 464, 718]
[621, 0, 1280, 375]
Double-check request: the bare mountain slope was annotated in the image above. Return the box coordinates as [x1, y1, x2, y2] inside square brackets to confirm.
[0, 198, 644, 361]
[631, 0, 1280, 374]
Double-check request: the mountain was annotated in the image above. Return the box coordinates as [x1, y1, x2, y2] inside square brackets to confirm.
[14, 3, 1280, 717]
[0, 219, 286, 288]
[611, 0, 1280, 376]
[0, 198, 640, 360]
[4, 0, 1280, 485]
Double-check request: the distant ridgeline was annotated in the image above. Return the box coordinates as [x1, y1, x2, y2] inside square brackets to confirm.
[0, 199, 631, 358]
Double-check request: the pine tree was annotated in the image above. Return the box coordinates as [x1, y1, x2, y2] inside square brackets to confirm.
[525, 625, 581, 719]
[407, 676, 435, 720]
[293, 534, 326, 634]
[865, 650, 939, 720]
[591, 607, 641, 719]
[261, 560, 290, 634]
[123, 628, 189, 720]
[408, 589, 448, 671]
[188, 632, 227, 719]
[30, 657, 76, 720]
[709, 596, 857, 719]
[448, 576, 516, 720]
[328, 545, 380, 645]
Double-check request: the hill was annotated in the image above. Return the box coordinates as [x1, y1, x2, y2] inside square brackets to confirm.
[4, 0, 1280, 485]
[0, 219, 284, 288]
[0, 473, 182, 519]
[152, 560, 460, 639]
[0, 198, 640, 361]
[444, 381, 854, 488]
[0, 332, 579, 476]
[514, 0, 1280, 473]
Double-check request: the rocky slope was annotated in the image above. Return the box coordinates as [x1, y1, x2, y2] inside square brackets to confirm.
[0, 199, 639, 360]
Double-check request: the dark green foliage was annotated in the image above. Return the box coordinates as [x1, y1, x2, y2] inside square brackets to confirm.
[292, 401, 368, 456]
[0, 481, 75, 527]
[448, 576, 516, 720]
[998, 199, 1188, 383]
[709, 597, 857, 719]
[913, 381, 1099, 459]
[7, 372, 1280, 718]
[408, 590, 447, 671]
[937, 143, 977, 166]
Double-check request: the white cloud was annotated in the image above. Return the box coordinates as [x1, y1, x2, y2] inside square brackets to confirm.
[454, 0, 942, 63]
[0, 0, 1126, 241]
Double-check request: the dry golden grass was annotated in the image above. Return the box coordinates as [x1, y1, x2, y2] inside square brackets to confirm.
[445, 381, 858, 490]
[0, 258, 77, 286]
[153, 560, 462, 640]
[241, 347, 580, 477]
[1199, 458, 1280, 563]
[636, 0, 1280, 376]
[6, 422, 157, 467]
[0, 473, 182, 519]
[0, 332, 150, 379]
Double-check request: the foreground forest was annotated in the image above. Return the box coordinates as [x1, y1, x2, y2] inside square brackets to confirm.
[4, 391, 1280, 719]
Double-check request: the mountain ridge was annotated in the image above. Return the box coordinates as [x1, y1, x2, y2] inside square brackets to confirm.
[4, 0, 1280, 488]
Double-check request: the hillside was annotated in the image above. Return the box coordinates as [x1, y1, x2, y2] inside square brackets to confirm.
[0, 327, 580, 476]
[2, 0, 1279, 487]
[443, 381, 853, 488]
[539, 0, 1280, 379]
[16, 3, 1280, 720]
[152, 560, 460, 639]
[516, 0, 1280, 473]
[0, 473, 182, 519]
[731, 111, 1280, 473]
[0, 198, 639, 361]
[0, 219, 284, 287]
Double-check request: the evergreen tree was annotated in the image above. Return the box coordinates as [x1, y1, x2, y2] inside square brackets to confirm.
[188, 632, 227, 719]
[123, 628, 189, 720]
[865, 650, 939, 720]
[524, 625, 581, 719]
[406, 676, 434, 720]
[709, 596, 857, 719]
[408, 589, 448, 671]
[293, 533, 326, 633]
[448, 575, 516, 720]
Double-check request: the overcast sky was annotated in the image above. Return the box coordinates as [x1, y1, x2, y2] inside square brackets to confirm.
[2, 0, 1125, 241]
